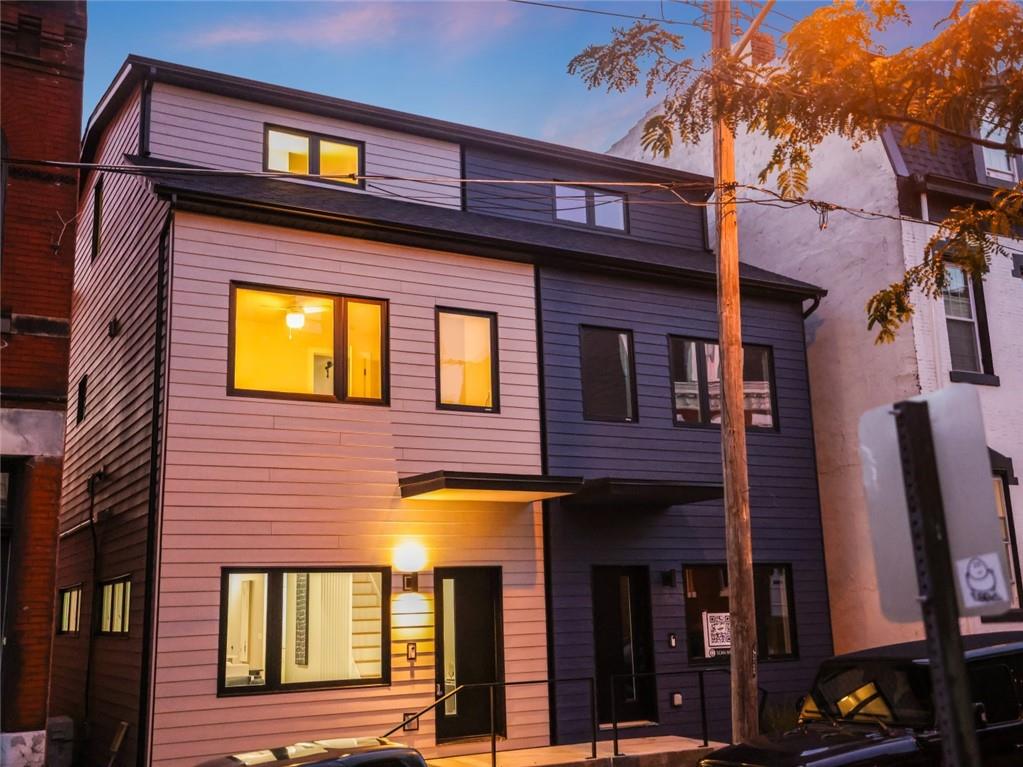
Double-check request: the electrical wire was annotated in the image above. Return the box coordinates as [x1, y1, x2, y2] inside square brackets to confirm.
[506, 0, 705, 28]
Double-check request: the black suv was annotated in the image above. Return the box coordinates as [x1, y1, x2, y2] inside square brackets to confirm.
[701, 631, 1023, 767]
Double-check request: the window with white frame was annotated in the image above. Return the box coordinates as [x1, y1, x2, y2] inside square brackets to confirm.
[941, 265, 983, 373]
[981, 116, 1017, 181]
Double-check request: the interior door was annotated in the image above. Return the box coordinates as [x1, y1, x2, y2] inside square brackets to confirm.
[435, 567, 505, 742]
[593, 566, 657, 724]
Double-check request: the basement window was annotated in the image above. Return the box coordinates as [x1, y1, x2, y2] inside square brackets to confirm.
[220, 568, 390, 695]
[265, 126, 363, 187]
[98, 576, 131, 635]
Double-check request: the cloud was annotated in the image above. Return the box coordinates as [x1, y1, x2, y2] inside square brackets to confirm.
[189, 1, 522, 52]
[539, 89, 659, 153]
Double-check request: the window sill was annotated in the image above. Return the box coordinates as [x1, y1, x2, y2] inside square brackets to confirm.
[980, 608, 1023, 624]
[949, 371, 1000, 387]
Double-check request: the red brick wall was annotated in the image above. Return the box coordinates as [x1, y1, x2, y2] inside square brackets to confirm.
[1, 0, 86, 734]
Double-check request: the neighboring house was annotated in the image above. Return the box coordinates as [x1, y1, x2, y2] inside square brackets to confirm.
[0, 3, 86, 767]
[611, 107, 1023, 654]
[50, 56, 829, 767]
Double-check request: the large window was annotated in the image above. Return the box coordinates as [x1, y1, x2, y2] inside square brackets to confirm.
[265, 126, 363, 187]
[220, 568, 389, 694]
[683, 563, 797, 661]
[436, 308, 499, 412]
[580, 326, 637, 422]
[99, 576, 130, 635]
[57, 585, 82, 634]
[554, 184, 626, 231]
[981, 116, 1018, 182]
[669, 337, 775, 429]
[230, 285, 388, 404]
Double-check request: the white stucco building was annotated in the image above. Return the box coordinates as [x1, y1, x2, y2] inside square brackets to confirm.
[610, 115, 1023, 653]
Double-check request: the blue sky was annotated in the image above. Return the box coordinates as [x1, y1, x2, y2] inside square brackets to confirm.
[83, 0, 959, 152]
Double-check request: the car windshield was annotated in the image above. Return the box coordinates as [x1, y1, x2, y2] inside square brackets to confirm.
[800, 660, 934, 728]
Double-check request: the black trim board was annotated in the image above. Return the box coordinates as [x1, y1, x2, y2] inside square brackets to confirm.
[563, 477, 724, 509]
[398, 471, 583, 500]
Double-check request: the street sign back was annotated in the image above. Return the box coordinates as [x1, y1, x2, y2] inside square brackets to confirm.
[859, 384, 1010, 621]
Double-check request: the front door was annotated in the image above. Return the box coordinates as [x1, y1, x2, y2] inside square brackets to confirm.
[592, 566, 657, 724]
[435, 567, 505, 742]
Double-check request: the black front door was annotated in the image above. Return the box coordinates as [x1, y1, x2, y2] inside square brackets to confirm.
[593, 566, 657, 724]
[435, 567, 505, 742]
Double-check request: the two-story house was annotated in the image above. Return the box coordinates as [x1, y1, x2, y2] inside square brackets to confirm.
[50, 56, 830, 767]
[611, 106, 1023, 654]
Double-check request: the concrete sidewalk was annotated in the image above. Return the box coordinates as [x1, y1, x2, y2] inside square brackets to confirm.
[428, 735, 722, 767]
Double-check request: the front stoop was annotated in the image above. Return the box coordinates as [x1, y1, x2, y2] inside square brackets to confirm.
[428, 736, 723, 767]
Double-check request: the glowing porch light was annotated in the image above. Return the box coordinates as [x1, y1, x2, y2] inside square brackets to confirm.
[393, 540, 428, 573]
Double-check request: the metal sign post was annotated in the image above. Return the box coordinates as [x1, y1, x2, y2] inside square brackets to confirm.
[893, 400, 980, 767]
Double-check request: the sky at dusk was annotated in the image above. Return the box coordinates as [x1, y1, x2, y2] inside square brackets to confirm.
[83, 0, 960, 153]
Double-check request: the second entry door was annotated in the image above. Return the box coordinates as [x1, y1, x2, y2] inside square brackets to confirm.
[435, 567, 505, 742]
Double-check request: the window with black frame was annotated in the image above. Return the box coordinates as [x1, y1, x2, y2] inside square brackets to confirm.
[669, 337, 775, 428]
[98, 576, 131, 635]
[580, 326, 637, 422]
[682, 563, 797, 661]
[57, 585, 82, 634]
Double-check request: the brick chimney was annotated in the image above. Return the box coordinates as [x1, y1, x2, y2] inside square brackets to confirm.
[751, 32, 776, 65]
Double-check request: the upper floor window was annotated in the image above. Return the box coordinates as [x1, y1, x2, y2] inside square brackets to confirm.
[669, 337, 775, 429]
[580, 326, 637, 422]
[436, 308, 499, 412]
[554, 184, 626, 231]
[230, 285, 388, 404]
[99, 576, 130, 635]
[942, 265, 996, 384]
[91, 175, 103, 261]
[57, 585, 82, 634]
[981, 117, 1018, 182]
[265, 126, 363, 187]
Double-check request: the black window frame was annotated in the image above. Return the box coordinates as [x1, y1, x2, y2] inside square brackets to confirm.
[91, 174, 103, 262]
[579, 325, 639, 423]
[435, 306, 501, 414]
[667, 335, 779, 431]
[227, 282, 390, 406]
[97, 575, 131, 636]
[942, 265, 999, 386]
[56, 584, 83, 635]
[75, 374, 87, 424]
[552, 183, 629, 232]
[682, 562, 799, 663]
[217, 566, 392, 697]
[263, 124, 366, 189]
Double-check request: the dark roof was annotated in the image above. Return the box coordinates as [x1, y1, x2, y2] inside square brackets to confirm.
[130, 156, 824, 299]
[888, 124, 978, 183]
[84, 55, 713, 191]
[830, 631, 1023, 664]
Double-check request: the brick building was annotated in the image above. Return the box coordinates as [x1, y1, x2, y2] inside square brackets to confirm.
[1, 3, 86, 765]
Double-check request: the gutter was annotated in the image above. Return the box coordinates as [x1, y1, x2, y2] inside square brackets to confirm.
[802, 295, 822, 319]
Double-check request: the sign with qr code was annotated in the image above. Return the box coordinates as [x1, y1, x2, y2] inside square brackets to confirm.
[702, 611, 731, 658]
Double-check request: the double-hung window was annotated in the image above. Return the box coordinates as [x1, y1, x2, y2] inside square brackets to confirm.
[230, 285, 388, 404]
[554, 184, 626, 231]
[98, 576, 130, 635]
[580, 326, 637, 422]
[941, 265, 996, 384]
[436, 308, 499, 412]
[220, 568, 390, 694]
[265, 126, 364, 187]
[981, 116, 1018, 182]
[669, 337, 775, 429]
[682, 563, 797, 661]
[57, 585, 82, 634]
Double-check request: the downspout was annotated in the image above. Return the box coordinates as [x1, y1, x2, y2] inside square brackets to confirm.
[802, 295, 821, 319]
[136, 205, 173, 767]
[79, 467, 108, 764]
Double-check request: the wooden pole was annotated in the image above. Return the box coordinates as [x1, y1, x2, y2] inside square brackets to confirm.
[712, 0, 759, 742]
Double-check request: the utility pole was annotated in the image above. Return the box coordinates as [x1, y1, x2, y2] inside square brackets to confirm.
[712, 0, 760, 742]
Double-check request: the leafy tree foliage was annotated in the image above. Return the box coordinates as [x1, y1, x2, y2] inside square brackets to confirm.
[569, 0, 1023, 342]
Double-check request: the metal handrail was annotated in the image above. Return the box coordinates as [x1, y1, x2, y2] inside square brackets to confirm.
[608, 667, 769, 755]
[381, 675, 598, 767]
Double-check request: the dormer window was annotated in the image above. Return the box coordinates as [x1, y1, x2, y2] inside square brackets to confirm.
[980, 117, 1017, 182]
[265, 126, 363, 187]
[554, 184, 626, 231]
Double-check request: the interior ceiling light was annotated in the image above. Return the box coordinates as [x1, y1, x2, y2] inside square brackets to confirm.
[285, 311, 306, 330]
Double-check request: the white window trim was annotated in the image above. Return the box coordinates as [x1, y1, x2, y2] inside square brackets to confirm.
[942, 266, 984, 374]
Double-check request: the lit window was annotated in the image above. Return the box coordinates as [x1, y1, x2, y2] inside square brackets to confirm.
[99, 577, 130, 635]
[57, 585, 82, 634]
[981, 117, 1017, 181]
[580, 326, 636, 422]
[221, 568, 389, 694]
[942, 266, 982, 373]
[345, 299, 386, 401]
[682, 564, 797, 661]
[670, 338, 775, 428]
[437, 309, 498, 411]
[554, 184, 626, 230]
[265, 127, 362, 185]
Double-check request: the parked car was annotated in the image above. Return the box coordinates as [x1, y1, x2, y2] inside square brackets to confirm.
[700, 631, 1023, 766]
[195, 737, 428, 767]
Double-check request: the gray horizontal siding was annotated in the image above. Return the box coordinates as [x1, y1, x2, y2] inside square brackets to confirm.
[463, 147, 707, 249]
[539, 267, 832, 745]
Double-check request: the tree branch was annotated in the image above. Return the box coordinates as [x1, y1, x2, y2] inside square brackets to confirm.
[877, 112, 1023, 155]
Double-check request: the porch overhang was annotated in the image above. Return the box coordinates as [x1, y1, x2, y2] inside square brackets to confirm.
[399, 470, 584, 503]
[563, 477, 724, 509]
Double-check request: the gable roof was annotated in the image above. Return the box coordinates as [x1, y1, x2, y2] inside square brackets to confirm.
[885, 124, 978, 183]
[129, 155, 824, 300]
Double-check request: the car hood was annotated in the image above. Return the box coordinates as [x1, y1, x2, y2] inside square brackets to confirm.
[194, 737, 424, 767]
[701, 723, 924, 767]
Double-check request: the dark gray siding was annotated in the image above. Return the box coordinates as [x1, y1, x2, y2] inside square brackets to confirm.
[540, 267, 832, 744]
[463, 147, 707, 248]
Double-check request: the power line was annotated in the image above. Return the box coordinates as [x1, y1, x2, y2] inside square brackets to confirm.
[506, 0, 704, 28]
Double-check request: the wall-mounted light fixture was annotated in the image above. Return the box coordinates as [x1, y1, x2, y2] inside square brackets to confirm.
[394, 540, 427, 592]
[661, 569, 678, 588]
